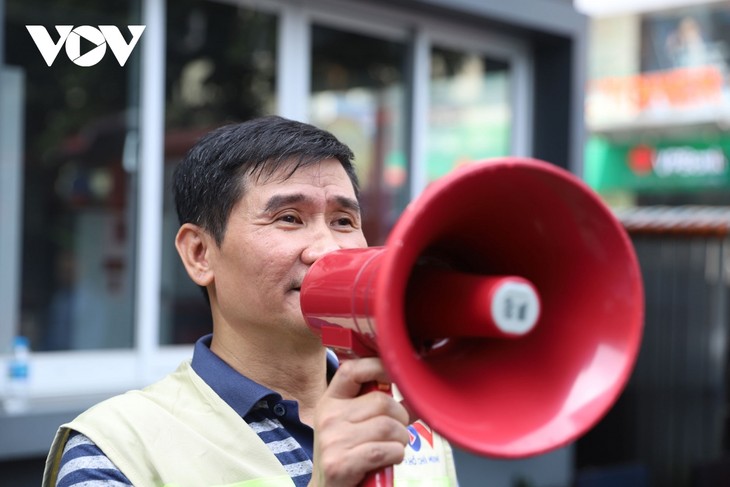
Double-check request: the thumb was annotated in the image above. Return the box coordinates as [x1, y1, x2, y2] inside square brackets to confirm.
[398, 397, 420, 426]
[327, 357, 392, 400]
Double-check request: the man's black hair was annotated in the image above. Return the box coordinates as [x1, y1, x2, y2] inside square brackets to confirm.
[173, 115, 360, 246]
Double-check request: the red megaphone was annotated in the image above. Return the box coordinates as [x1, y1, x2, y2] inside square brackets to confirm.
[300, 157, 644, 485]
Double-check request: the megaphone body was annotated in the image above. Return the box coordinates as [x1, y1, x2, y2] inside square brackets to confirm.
[300, 158, 644, 479]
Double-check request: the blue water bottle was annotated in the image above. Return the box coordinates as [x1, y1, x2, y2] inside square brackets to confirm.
[5, 336, 30, 414]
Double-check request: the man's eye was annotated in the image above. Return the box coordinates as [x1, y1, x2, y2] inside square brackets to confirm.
[278, 214, 300, 224]
[334, 217, 355, 227]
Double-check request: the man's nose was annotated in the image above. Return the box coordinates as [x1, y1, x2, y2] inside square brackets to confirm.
[301, 227, 342, 265]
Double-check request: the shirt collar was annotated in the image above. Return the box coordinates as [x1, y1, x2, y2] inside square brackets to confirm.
[190, 334, 339, 418]
[191, 334, 274, 417]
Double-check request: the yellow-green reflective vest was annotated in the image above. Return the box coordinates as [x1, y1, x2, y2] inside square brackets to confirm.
[43, 361, 458, 487]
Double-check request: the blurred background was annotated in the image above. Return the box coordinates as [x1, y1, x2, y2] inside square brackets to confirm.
[1, 0, 729, 485]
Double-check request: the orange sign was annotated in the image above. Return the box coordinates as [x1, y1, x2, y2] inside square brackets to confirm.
[587, 65, 724, 125]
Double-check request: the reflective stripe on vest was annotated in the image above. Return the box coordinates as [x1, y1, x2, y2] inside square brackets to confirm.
[163, 475, 295, 487]
[395, 477, 452, 487]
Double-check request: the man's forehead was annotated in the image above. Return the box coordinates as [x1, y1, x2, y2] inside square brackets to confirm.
[246, 158, 356, 193]
[237, 159, 358, 212]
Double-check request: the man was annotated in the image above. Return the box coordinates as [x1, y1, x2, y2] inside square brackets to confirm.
[43, 116, 458, 487]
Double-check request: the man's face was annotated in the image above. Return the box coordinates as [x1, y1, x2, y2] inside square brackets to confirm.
[209, 158, 367, 340]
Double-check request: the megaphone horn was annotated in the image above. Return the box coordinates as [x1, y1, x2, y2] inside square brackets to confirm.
[301, 157, 644, 462]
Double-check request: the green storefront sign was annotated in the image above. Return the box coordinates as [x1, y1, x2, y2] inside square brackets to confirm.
[585, 136, 730, 193]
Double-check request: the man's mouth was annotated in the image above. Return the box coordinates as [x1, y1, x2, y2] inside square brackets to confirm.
[289, 277, 304, 293]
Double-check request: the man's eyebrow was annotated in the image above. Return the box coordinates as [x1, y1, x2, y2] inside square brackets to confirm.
[263, 193, 361, 214]
[263, 193, 307, 213]
[333, 195, 361, 214]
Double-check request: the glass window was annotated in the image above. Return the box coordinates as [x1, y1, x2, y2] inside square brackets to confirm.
[5, 0, 142, 351]
[428, 47, 512, 182]
[160, 1, 277, 345]
[640, 5, 730, 72]
[309, 24, 408, 246]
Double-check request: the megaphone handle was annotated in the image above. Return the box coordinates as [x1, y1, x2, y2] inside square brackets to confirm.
[359, 381, 395, 487]
[361, 464, 394, 487]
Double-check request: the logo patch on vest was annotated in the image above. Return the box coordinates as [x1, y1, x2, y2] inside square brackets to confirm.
[407, 421, 434, 451]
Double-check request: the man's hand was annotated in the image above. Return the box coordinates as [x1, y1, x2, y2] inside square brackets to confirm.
[309, 357, 410, 487]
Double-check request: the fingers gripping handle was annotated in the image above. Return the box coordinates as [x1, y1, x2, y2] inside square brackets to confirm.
[359, 381, 395, 487]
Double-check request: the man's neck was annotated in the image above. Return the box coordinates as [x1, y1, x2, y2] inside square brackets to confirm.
[209, 325, 328, 425]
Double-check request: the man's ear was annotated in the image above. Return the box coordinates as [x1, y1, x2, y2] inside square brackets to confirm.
[175, 223, 215, 287]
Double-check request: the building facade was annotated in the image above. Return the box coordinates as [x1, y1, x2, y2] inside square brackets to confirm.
[583, 0, 730, 207]
[578, 2, 730, 486]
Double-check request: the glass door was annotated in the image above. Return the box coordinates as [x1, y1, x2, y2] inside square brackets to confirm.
[422, 23, 532, 187]
[427, 48, 513, 181]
